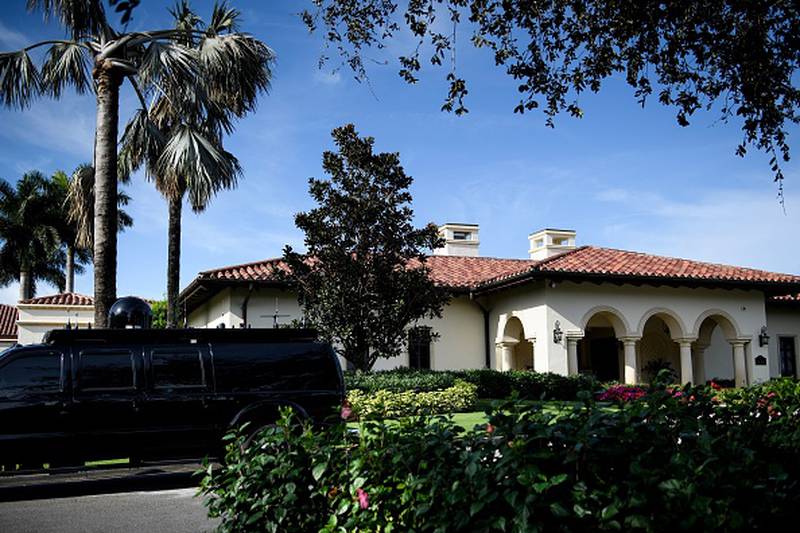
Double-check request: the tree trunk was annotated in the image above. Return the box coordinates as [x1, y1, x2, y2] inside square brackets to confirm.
[92, 63, 122, 328]
[166, 194, 182, 328]
[65, 246, 75, 293]
[18, 270, 30, 301]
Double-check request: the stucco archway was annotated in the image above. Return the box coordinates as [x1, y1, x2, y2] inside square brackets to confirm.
[497, 316, 534, 371]
[639, 314, 683, 383]
[692, 311, 746, 386]
[578, 308, 629, 381]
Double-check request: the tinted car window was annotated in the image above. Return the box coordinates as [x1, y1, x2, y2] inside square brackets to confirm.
[152, 349, 204, 389]
[78, 350, 135, 391]
[214, 342, 338, 392]
[0, 351, 61, 397]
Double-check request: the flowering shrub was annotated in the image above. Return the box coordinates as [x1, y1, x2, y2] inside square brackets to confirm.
[346, 380, 477, 420]
[596, 384, 647, 402]
[202, 384, 800, 531]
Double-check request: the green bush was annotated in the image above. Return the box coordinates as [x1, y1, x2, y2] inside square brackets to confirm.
[347, 380, 477, 420]
[345, 368, 599, 400]
[202, 384, 800, 531]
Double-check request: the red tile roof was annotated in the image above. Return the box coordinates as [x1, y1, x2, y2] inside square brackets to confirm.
[0, 304, 17, 340]
[770, 293, 800, 302]
[20, 292, 94, 306]
[531, 246, 800, 285]
[192, 246, 800, 291]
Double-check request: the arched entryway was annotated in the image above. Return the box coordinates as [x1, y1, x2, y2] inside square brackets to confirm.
[497, 316, 534, 371]
[693, 311, 746, 386]
[638, 311, 686, 383]
[578, 308, 628, 382]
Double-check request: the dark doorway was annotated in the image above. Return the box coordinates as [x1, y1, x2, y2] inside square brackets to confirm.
[590, 337, 620, 382]
[779, 336, 796, 377]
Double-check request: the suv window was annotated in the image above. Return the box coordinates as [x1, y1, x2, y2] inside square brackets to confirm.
[78, 350, 135, 391]
[151, 349, 205, 389]
[0, 351, 61, 397]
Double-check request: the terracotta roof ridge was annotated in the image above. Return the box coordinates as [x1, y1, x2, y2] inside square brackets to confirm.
[530, 245, 589, 268]
[426, 254, 535, 262]
[20, 291, 94, 304]
[572, 245, 797, 277]
[198, 257, 284, 276]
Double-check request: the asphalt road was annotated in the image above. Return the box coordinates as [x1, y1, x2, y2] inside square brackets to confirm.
[0, 487, 220, 533]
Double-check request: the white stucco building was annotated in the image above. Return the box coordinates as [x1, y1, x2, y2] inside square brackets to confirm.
[15, 293, 94, 345]
[180, 224, 800, 386]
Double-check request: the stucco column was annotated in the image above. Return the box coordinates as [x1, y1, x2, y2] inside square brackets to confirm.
[731, 340, 747, 387]
[565, 335, 582, 376]
[678, 341, 694, 385]
[621, 337, 639, 384]
[693, 343, 708, 385]
[497, 341, 517, 372]
[526, 337, 536, 370]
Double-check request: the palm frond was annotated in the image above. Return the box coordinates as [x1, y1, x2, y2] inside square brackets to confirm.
[137, 40, 198, 89]
[66, 164, 95, 249]
[156, 125, 240, 209]
[0, 51, 42, 109]
[207, 1, 240, 35]
[41, 42, 92, 97]
[118, 108, 166, 180]
[199, 33, 274, 116]
[27, 0, 108, 41]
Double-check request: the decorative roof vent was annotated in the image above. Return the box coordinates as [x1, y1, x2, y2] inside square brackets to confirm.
[433, 223, 480, 257]
[528, 228, 576, 260]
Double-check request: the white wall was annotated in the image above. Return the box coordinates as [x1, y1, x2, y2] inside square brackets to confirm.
[766, 304, 800, 378]
[16, 304, 94, 345]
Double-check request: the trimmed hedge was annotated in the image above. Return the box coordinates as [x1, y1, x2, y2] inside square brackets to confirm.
[202, 380, 800, 531]
[345, 368, 599, 400]
[347, 380, 477, 420]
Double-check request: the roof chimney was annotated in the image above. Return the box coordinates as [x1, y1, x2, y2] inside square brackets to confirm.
[528, 228, 576, 260]
[433, 223, 480, 257]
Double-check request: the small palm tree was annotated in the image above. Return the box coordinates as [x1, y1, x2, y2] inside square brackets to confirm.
[0, 172, 65, 300]
[51, 167, 133, 292]
[119, 1, 272, 327]
[0, 0, 271, 325]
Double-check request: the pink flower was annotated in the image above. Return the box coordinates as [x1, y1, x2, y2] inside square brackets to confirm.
[710, 381, 722, 391]
[356, 487, 369, 509]
[486, 423, 495, 434]
[340, 403, 353, 420]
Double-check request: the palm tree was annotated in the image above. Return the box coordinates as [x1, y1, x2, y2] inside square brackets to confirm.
[119, 1, 272, 327]
[0, 172, 65, 300]
[0, 0, 271, 326]
[51, 167, 133, 293]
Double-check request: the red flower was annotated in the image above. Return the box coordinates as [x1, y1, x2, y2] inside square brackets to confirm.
[710, 381, 722, 391]
[356, 487, 369, 509]
[340, 403, 353, 420]
[486, 423, 495, 434]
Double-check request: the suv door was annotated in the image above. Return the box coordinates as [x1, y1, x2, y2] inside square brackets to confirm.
[0, 349, 68, 468]
[71, 346, 144, 461]
[138, 344, 215, 459]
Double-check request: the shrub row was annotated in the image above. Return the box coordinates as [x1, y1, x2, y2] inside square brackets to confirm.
[347, 380, 477, 420]
[345, 368, 599, 400]
[202, 380, 800, 531]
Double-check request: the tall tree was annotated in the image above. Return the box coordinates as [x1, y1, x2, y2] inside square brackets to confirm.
[304, 1, 800, 194]
[0, 172, 65, 300]
[119, 1, 271, 328]
[51, 166, 133, 293]
[0, 0, 271, 325]
[282, 124, 449, 371]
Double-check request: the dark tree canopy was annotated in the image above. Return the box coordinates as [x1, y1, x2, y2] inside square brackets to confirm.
[303, 0, 800, 194]
[282, 124, 449, 371]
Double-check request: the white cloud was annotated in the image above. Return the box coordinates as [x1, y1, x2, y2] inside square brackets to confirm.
[0, 21, 28, 49]
[594, 187, 800, 274]
[0, 98, 95, 158]
[0, 284, 18, 306]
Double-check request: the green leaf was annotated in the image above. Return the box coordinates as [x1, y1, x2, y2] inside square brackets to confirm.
[312, 462, 327, 482]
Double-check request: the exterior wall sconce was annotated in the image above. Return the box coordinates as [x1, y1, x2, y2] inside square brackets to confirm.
[553, 320, 563, 344]
[759, 326, 770, 347]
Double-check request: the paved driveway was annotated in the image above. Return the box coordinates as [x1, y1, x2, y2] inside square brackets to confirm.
[0, 488, 219, 533]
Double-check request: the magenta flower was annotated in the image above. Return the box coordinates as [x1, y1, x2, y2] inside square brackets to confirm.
[340, 404, 353, 420]
[356, 487, 369, 509]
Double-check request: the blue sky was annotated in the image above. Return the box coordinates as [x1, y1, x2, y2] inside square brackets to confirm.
[0, 1, 798, 304]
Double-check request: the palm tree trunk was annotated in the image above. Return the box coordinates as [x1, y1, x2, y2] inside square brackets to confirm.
[65, 245, 75, 293]
[92, 62, 122, 328]
[18, 270, 30, 301]
[166, 194, 182, 328]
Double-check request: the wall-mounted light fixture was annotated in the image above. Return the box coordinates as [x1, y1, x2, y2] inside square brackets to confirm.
[553, 320, 563, 344]
[759, 326, 770, 347]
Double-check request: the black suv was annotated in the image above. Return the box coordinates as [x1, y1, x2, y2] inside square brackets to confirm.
[0, 328, 344, 467]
